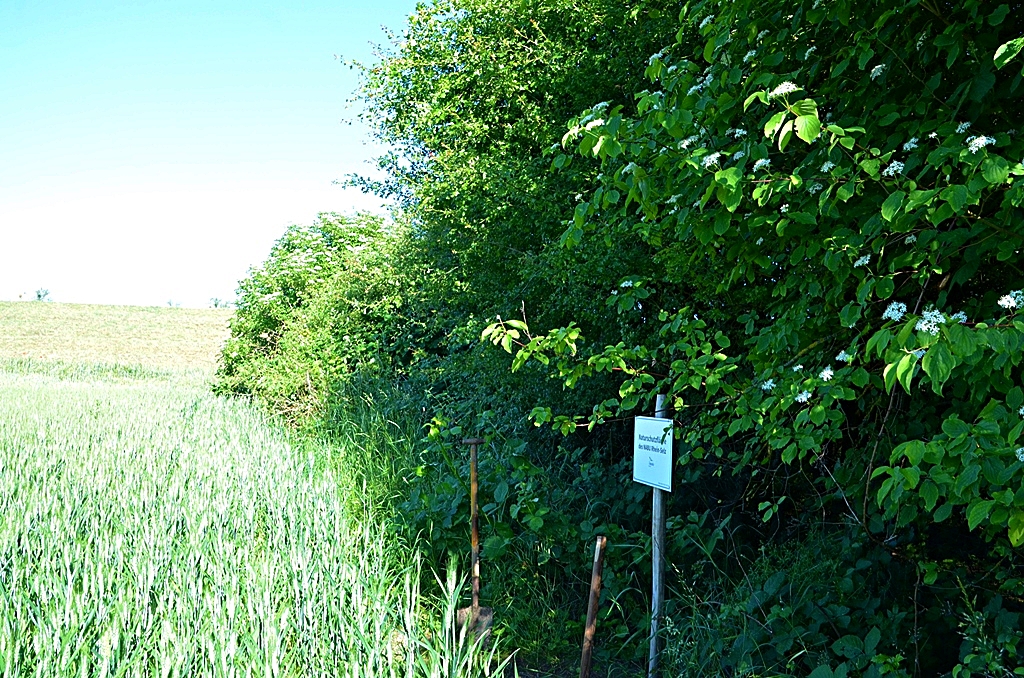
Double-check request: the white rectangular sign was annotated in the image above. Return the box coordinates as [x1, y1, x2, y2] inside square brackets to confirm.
[633, 416, 673, 492]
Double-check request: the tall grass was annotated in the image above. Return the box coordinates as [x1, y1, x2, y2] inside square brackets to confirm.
[0, 366, 511, 676]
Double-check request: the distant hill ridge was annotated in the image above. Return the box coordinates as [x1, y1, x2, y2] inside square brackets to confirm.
[0, 302, 232, 373]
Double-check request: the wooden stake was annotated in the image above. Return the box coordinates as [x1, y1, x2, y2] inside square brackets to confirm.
[580, 535, 607, 678]
[648, 395, 668, 678]
[462, 437, 484, 614]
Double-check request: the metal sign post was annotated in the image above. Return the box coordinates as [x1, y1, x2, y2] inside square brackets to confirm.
[633, 395, 671, 678]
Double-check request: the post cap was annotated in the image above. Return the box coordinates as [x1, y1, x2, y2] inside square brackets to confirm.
[461, 437, 485, 445]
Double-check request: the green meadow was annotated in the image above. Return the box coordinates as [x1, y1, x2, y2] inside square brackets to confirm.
[0, 303, 506, 677]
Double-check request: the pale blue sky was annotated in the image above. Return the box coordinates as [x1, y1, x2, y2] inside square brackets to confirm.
[0, 0, 417, 307]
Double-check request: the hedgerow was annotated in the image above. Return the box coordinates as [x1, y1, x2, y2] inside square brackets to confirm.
[221, 0, 1024, 674]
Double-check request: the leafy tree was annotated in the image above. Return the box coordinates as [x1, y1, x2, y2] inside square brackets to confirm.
[483, 0, 1024, 673]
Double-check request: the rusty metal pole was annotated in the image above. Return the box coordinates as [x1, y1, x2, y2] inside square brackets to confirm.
[579, 535, 607, 678]
[462, 438, 485, 615]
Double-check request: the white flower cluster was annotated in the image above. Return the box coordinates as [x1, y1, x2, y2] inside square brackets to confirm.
[699, 15, 714, 29]
[623, 162, 638, 175]
[854, 254, 871, 268]
[808, 182, 824, 195]
[836, 350, 853, 362]
[769, 81, 801, 98]
[882, 161, 905, 177]
[1020, 405, 1024, 416]
[915, 308, 946, 335]
[780, 204, 790, 213]
[966, 135, 995, 153]
[928, 131, 938, 139]
[821, 161, 836, 172]
[870, 64, 886, 80]
[729, 128, 748, 138]
[648, 51, 664, 66]
[883, 301, 908, 322]
[680, 135, 700, 149]
[998, 290, 1024, 309]
[666, 194, 683, 205]
[1017, 447, 1024, 463]
[903, 137, 919, 151]
[793, 364, 804, 372]
[796, 390, 812, 403]
[757, 29, 771, 41]
[753, 158, 771, 172]
[956, 121, 972, 134]
[687, 72, 715, 97]
[761, 379, 776, 391]
[703, 152, 722, 168]
[744, 49, 757, 63]
[905, 234, 917, 243]
[950, 311, 968, 324]
[820, 366, 834, 381]
[913, 348, 926, 359]
[733, 150, 746, 160]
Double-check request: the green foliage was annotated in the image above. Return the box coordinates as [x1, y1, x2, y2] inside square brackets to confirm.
[486, 0, 1024, 673]
[220, 0, 1024, 674]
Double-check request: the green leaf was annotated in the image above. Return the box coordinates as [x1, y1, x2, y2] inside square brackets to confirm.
[792, 98, 818, 116]
[893, 440, 926, 465]
[942, 416, 970, 438]
[901, 467, 921, 489]
[867, 328, 892, 357]
[941, 184, 968, 212]
[865, 627, 881, 656]
[896, 352, 918, 394]
[988, 4, 1010, 25]
[1008, 511, 1024, 546]
[837, 181, 856, 201]
[921, 481, 940, 511]
[982, 156, 1010, 184]
[859, 159, 880, 178]
[703, 37, 716, 63]
[839, 302, 862, 328]
[795, 115, 821, 143]
[764, 111, 786, 138]
[743, 91, 767, 110]
[482, 535, 508, 559]
[921, 341, 955, 394]
[810, 405, 826, 425]
[809, 665, 833, 678]
[883, 361, 898, 394]
[715, 166, 743, 189]
[494, 480, 509, 503]
[994, 37, 1024, 69]
[778, 120, 795, 151]
[1007, 386, 1024, 412]
[876, 276, 895, 299]
[967, 499, 995, 530]
[880, 191, 905, 223]
[881, 191, 906, 221]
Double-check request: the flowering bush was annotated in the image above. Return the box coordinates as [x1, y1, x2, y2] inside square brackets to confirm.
[485, 0, 1024, 673]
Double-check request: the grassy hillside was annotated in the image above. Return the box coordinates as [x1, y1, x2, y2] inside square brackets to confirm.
[0, 301, 232, 372]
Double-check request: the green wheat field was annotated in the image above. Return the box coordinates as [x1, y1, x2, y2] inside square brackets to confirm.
[0, 302, 505, 677]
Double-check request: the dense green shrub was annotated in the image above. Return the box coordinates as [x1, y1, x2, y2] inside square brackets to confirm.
[220, 0, 1024, 674]
[482, 0, 1024, 674]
